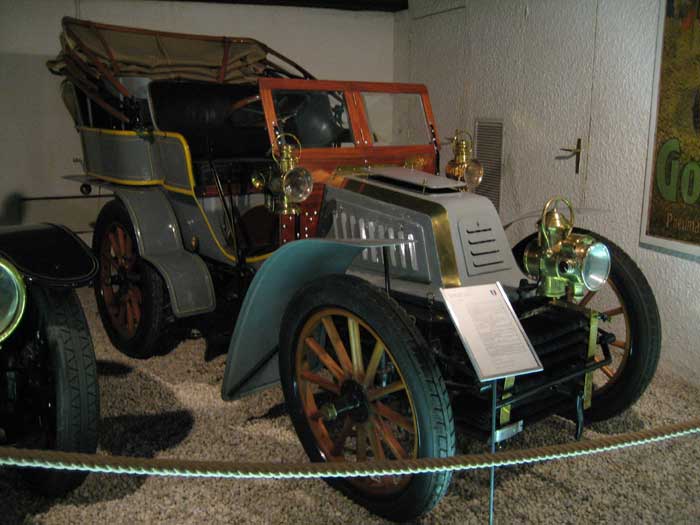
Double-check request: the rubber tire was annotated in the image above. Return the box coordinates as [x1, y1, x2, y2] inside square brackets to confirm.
[25, 286, 99, 496]
[512, 229, 661, 422]
[279, 275, 456, 522]
[93, 199, 171, 358]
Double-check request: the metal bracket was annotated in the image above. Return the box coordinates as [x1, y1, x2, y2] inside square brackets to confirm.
[575, 393, 584, 440]
[583, 311, 600, 409]
[429, 124, 440, 174]
[493, 420, 524, 444]
[499, 376, 516, 425]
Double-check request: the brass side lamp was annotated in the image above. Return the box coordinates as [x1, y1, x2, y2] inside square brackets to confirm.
[252, 133, 314, 215]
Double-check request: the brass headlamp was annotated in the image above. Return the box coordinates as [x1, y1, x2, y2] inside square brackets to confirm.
[444, 129, 484, 192]
[522, 197, 611, 300]
[0, 257, 26, 344]
[252, 133, 313, 215]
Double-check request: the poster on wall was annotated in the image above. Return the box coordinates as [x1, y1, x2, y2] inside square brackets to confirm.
[641, 0, 700, 257]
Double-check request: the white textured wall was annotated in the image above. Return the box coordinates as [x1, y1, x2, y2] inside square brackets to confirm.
[0, 0, 394, 230]
[0, 0, 84, 228]
[583, 0, 700, 383]
[397, 0, 700, 383]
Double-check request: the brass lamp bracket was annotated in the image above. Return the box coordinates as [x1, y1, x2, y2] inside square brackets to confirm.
[272, 132, 302, 174]
[444, 129, 484, 191]
[442, 129, 474, 160]
[539, 196, 575, 249]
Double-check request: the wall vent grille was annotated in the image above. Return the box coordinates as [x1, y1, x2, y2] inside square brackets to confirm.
[474, 119, 504, 212]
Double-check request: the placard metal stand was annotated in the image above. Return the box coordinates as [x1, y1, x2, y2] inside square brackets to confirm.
[489, 380, 497, 525]
[440, 283, 542, 525]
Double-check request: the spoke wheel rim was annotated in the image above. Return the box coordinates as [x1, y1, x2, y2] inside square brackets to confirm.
[294, 308, 418, 495]
[99, 223, 142, 340]
[577, 280, 632, 395]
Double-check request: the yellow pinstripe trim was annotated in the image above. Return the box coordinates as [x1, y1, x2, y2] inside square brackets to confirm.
[86, 172, 164, 186]
[162, 183, 195, 196]
[79, 126, 274, 264]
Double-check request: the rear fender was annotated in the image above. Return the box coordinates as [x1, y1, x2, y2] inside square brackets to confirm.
[114, 188, 215, 317]
[221, 238, 406, 400]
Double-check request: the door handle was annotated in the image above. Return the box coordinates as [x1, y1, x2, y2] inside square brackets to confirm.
[560, 138, 582, 175]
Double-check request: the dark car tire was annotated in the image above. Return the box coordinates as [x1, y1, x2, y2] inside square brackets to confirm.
[279, 275, 455, 522]
[93, 199, 173, 358]
[513, 229, 661, 422]
[25, 286, 99, 496]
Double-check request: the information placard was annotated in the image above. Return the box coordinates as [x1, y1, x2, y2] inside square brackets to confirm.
[440, 283, 542, 382]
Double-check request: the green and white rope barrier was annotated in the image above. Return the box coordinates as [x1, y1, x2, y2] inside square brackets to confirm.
[1, 418, 698, 479]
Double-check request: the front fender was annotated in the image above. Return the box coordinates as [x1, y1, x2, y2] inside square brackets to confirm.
[503, 207, 609, 230]
[0, 223, 97, 287]
[221, 238, 405, 400]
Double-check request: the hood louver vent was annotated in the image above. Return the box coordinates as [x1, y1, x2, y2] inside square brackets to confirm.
[459, 218, 510, 276]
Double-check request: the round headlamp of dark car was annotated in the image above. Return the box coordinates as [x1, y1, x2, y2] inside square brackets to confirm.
[0, 257, 26, 343]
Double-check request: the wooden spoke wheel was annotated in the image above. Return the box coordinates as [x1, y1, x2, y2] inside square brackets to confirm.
[280, 275, 455, 522]
[295, 308, 417, 495]
[93, 199, 172, 358]
[99, 222, 142, 340]
[513, 228, 661, 422]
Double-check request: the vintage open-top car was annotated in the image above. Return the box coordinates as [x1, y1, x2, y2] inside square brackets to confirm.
[48, 18, 661, 521]
[0, 223, 99, 495]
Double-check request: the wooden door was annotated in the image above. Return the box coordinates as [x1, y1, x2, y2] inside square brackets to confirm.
[406, 0, 598, 232]
[508, 0, 598, 215]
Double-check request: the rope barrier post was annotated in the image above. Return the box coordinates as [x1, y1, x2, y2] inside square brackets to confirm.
[489, 379, 497, 525]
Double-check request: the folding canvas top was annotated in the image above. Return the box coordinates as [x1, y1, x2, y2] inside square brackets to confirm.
[48, 17, 313, 89]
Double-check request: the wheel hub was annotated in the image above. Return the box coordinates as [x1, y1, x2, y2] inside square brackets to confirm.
[319, 380, 370, 424]
[109, 258, 141, 301]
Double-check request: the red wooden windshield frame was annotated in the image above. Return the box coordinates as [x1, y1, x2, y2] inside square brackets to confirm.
[258, 78, 440, 172]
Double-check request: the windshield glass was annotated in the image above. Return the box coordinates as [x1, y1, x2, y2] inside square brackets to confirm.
[361, 92, 431, 146]
[272, 90, 355, 148]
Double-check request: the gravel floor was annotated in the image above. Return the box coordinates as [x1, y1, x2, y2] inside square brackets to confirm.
[1, 289, 699, 524]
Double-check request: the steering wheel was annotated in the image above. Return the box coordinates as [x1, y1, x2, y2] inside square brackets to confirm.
[228, 95, 264, 118]
[229, 95, 261, 112]
[275, 94, 310, 125]
[229, 93, 305, 123]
